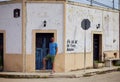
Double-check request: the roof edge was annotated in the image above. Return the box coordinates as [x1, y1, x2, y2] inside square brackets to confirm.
[67, 1, 119, 13]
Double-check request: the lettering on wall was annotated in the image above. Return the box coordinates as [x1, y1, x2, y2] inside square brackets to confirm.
[67, 39, 78, 51]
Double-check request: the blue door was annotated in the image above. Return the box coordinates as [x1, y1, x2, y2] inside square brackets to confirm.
[36, 33, 54, 70]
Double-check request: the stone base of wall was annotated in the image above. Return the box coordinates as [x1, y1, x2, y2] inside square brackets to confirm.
[4, 54, 23, 72]
[4, 51, 119, 72]
[26, 54, 35, 72]
[22, 53, 93, 72]
[103, 51, 119, 60]
[55, 53, 93, 72]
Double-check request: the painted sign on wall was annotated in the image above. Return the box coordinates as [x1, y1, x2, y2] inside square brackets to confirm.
[67, 39, 78, 52]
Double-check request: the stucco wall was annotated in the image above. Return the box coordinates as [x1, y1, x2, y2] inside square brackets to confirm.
[103, 11, 119, 51]
[26, 3, 64, 54]
[66, 4, 102, 53]
[66, 4, 119, 53]
[0, 3, 22, 54]
[4, 54, 23, 72]
[62, 4, 119, 72]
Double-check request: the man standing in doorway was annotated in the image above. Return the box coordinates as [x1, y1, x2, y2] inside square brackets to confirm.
[43, 37, 58, 73]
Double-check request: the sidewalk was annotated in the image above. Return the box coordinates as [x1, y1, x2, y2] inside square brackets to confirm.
[0, 67, 120, 78]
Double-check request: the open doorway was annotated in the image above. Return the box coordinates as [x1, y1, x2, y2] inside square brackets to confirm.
[35, 33, 54, 70]
[0, 33, 4, 71]
[93, 34, 102, 62]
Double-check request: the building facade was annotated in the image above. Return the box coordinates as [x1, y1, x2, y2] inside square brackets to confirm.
[0, 0, 119, 72]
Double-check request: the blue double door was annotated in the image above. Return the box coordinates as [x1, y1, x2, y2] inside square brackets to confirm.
[36, 33, 54, 70]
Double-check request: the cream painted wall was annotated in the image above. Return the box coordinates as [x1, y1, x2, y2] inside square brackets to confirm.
[0, 3, 22, 54]
[26, 3, 64, 54]
[66, 4, 119, 53]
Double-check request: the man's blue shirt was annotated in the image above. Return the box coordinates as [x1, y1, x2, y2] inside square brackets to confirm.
[49, 42, 58, 56]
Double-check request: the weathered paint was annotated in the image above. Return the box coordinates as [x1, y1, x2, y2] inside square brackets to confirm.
[0, 3, 22, 54]
[103, 11, 119, 51]
[57, 4, 120, 72]
[26, 3, 64, 54]
[0, 1, 119, 72]
[66, 4, 119, 53]
[4, 54, 23, 72]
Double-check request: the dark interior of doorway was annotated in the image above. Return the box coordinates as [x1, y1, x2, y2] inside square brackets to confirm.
[36, 33, 54, 70]
[93, 34, 102, 62]
[0, 33, 3, 71]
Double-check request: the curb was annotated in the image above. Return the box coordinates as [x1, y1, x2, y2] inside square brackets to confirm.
[0, 68, 119, 78]
[83, 68, 119, 77]
[0, 74, 79, 79]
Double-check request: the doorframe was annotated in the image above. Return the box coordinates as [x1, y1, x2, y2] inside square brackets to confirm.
[32, 30, 57, 70]
[0, 30, 6, 70]
[92, 31, 103, 62]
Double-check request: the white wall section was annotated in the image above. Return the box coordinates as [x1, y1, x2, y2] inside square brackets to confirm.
[26, 3, 64, 54]
[0, 3, 22, 54]
[66, 4, 119, 53]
